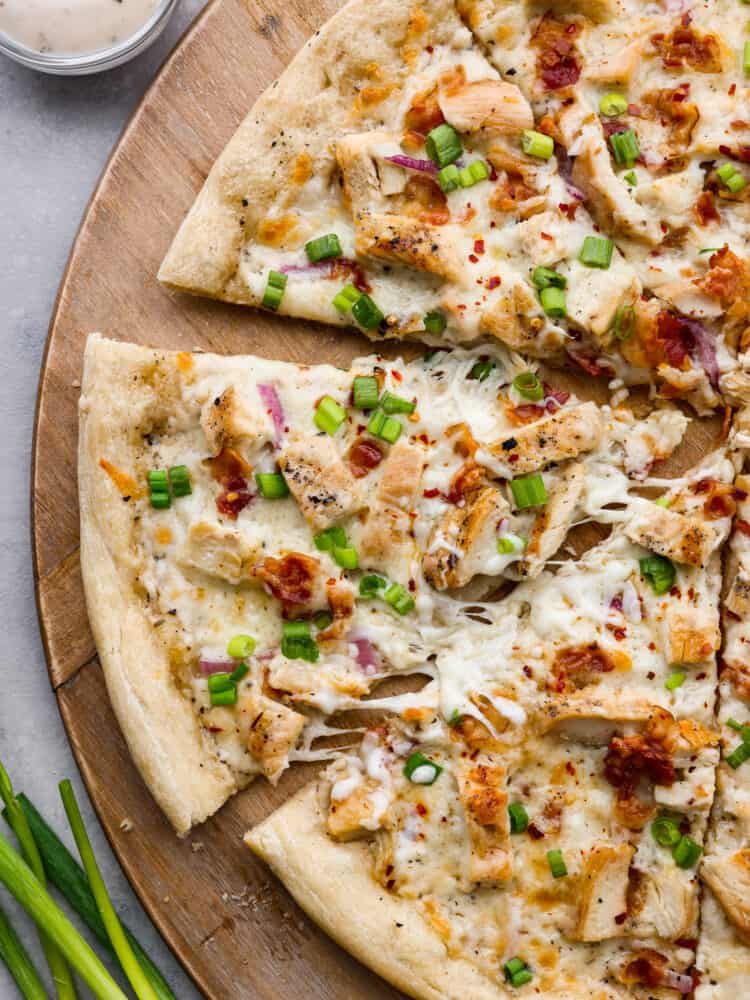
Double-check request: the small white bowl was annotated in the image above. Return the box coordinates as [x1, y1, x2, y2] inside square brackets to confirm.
[0, 0, 181, 76]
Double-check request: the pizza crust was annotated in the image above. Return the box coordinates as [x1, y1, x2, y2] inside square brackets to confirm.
[78, 334, 239, 835]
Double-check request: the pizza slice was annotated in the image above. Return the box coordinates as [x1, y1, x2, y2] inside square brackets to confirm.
[247, 446, 739, 998]
[160, 0, 750, 411]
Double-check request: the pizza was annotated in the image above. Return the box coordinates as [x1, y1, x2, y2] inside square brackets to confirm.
[159, 0, 750, 413]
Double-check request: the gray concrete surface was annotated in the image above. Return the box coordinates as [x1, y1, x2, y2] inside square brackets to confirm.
[0, 4, 208, 996]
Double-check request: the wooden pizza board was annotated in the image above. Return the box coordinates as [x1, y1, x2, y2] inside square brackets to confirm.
[31, 0, 724, 996]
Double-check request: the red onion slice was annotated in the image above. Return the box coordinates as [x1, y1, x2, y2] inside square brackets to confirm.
[384, 154, 437, 174]
[682, 317, 720, 389]
[351, 637, 381, 676]
[258, 382, 286, 447]
[200, 659, 234, 676]
[659, 970, 694, 994]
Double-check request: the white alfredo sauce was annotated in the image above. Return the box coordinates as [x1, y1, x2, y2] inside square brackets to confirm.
[0, 0, 162, 55]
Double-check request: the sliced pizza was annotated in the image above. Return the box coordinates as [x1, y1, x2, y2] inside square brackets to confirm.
[161, 0, 750, 411]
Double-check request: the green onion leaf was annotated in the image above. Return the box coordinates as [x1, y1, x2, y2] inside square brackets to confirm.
[359, 574, 387, 598]
[168, 465, 192, 498]
[314, 526, 348, 551]
[255, 472, 290, 498]
[672, 834, 702, 869]
[332, 284, 362, 313]
[352, 375, 380, 410]
[383, 582, 415, 615]
[423, 311, 447, 335]
[458, 160, 490, 188]
[262, 270, 287, 311]
[579, 235, 614, 269]
[333, 546, 359, 570]
[380, 391, 416, 415]
[609, 128, 640, 166]
[699, 247, 720, 255]
[623, 169, 638, 186]
[727, 718, 750, 742]
[283, 620, 312, 640]
[437, 163, 461, 193]
[314, 395, 347, 435]
[539, 285, 566, 318]
[207, 673, 234, 693]
[613, 303, 636, 341]
[511, 969, 533, 988]
[305, 234, 342, 263]
[599, 92, 628, 117]
[367, 409, 402, 444]
[447, 709, 463, 727]
[651, 815, 682, 847]
[209, 686, 238, 707]
[281, 621, 320, 663]
[512, 371, 544, 401]
[403, 752, 442, 784]
[511, 474, 548, 510]
[351, 292, 385, 330]
[532, 266, 566, 290]
[0, 902, 49, 1000]
[425, 123, 463, 167]
[468, 360, 494, 381]
[726, 741, 750, 769]
[504, 957, 533, 986]
[508, 802, 529, 834]
[665, 671, 686, 691]
[655, 496, 672, 508]
[639, 554, 676, 595]
[521, 129, 554, 160]
[546, 849, 568, 879]
[744, 39, 750, 74]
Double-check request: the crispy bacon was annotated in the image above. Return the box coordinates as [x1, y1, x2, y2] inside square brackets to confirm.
[642, 84, 699, 152]
[348, 438, 384, 478]
[693, 477, 738, 520]
[216, 480, 253, 519]
[489, 173, 538, 213]
[401, 175, 450, 226]
[620, 951, 669, 988]
[532, 15, 581, 91]
[509, 403, 546, 425]
[699, 247, 749, 305]
[567, 349, 607, 377]
[445, 461, 485, 504]
[695, 190, 719, 226]
[203, 447, 251, 485]
[253, 553, 319, 606]
[404, 87, 445, 136]
[447, 422, 479, 458]
[604, 711, 676, 828]
[551, 643, 616, 693]
[651, 26, 723, 72]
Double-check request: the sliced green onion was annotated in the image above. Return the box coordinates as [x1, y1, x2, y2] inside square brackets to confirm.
[468, 360, 494, 381]
[367, 410, 402, 444]
[726, 742, 750, 769]
[546, 849, 568, 879]
[623, 169, 638, 186]
[280, 634, 320, 662]
[367, 409, 385, 436]
[651, 815, 682, 847]
[539, 285, 566, 318]
[210, 686, 238, 707]
[425, 123, 462, 167]
[447, 709, 463, 727]
[744, 39, 750, 74]
[727, 171, 747, 194]
[599, 92, 628, 117]
[351, 292, 384, 330]
[0, 903, 48, 1000]
[60, 780, 159, 1000]
[532, 266, 566, 290]
[380, 391, 416, 415]
[458, 160, 490, 188]
[508, 802, 529, 834]
[262, 270, 287, 311]
[423, 311, 447, 335]
[352, 375, 380, 410]
[283, 620, 312, 640]
[613, 303, 636, 340]
[726, 718, 750, 742]
[227, 635, 256, 660]
[497, 533, 526, 555]
[359, 574, 387, 598]
[511, 969, 533, 988]
[313, 610, 333, 631]
[314, 395, 347, 435]
[333, 546, 359, 570]
[168, 465, 192, 498]
[332, 284, 362, 313]
[149, 493, 170, 510]
[639, 554, 676, 595]
[255, 472, 290, 498]
[383, 582, 415, 615]
[655, 496, 672, 508]
[229, 662, 249, 683]
[521, 129, 554, 159]
[513, 371, 543, 401]
[403, 752, 442, 785]
[207, 673, 234, 693]
[699, 247, 720, 254]
[511, 474, 548, 509]
[148, 470, 170, 509]
[504, 957, 533, 986]
[305, 233, 342, 263]
[672, 835, 702, 869]
[610, 128, 640, 166]
[437, 163, 461, 193]
[314, 525, 348, 551]
[665, 671, 686, 691]
[579, 235, 614, 269]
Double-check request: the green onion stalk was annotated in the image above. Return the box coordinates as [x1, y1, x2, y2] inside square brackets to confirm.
[0, 762, 77, 999]
[0, 829, 127, 1000]
[59, 781, 160, 1000]
[0, 902, 48, 1000]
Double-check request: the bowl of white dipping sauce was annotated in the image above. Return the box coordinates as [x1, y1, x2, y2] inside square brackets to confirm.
[0, 0, 181, 74]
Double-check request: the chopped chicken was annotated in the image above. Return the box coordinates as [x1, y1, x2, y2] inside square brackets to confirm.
[200, 385, 267, 455]
[422, 486, 510, 590]
[565, 256, 640, 340]
[625, 505, 720, 568]
[335, 130, 397, 214]
[626, 864, 697, 940]
[485, 402, 604, 474]
[437, 79, 533, 136]
[239, 690, 306, 782]
[278, 435, 364, 533]
[664, 604, 719, 664]
[575, 843, 634, 941]
[355, 213, 466, 283]
[701, 849, 750, 944]
[177, 521, 252, 585]
[455, 754, 512, 884]
[327, 776, 383, 841]
[519, 461, 585, 578]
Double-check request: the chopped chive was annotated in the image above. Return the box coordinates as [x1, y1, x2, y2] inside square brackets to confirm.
[425, 123, 462, 167]
[314, 395, 347, 435]
[332, 546, 359, 570]
[458, 160, 490, 188]
[352, 375, 379, 410]
[532, 266, 566, 290]
[383, 582, 415, 615]
[468, 360, 494, 381]
[314, 526, 348, 551]
[351, 292, 384, 330]
[610, 128, 640, 166]
[652, 815, 682, 847]
[149, 493, 171, 510]
[672, 835, 702, 869]
[255, 472, 289, 498]
[599, 92, 628, 117]
[511, 969, 533, 987]
[403, 752, 442, 784]
[281, 621, 319, 662]
[579, 235, 614, 269]
[512, 371, 543, 401]
[508, 802, 529, 834]
[539, 285, 566, 318]
[623, 169, 637, 186]
[283, 621, 312, 640]
[437, 163, 461, 193]
[665, 671, 686, 691]
[210, 687, 237, 707]
[207, 673, 234, 693]
[726, 742, 750, 769]
[168, 465, 191, 497]
[148, 470, 171, 510]
[511, 474, 548, 509]
[639, 554, 675, 595]
[497, 533, 526, 555]
[613, 303, 636, 340]
[380, 391, 416, 415]
[521, 129, 554, 159]
[305, 234, 342, 263]
[423, 311, 447, 334]
[546, 849, 568, 878]
[262, 270, 287, 310]
[359, 574, 387, 598]
[332, 284, 362, 313]
[227, 634, 256, 659]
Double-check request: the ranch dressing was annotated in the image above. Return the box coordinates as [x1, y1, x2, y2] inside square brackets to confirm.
[0, 0, 162, 56]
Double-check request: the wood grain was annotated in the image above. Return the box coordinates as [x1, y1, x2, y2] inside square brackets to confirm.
[31, 0, 723, 996]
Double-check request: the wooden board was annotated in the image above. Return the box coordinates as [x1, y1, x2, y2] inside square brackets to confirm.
[31, 0, 723, 997]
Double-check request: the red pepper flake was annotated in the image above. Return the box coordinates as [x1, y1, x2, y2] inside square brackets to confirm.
[392, 370, 403, 382]
[559, 201, 577, 220]
[423, 487, 441, 498]
[565, 761, 576, 776]
[486, 275, 501, 289]
[527, 823, 544, 840]
[488, 165, 498, 181]
[468, 253, 479, 263]
[473, 239, 485, 255]
[540, 231, 553, 241]
[508, 453, 519, 463]
[648, 642, 656, 652]
[614, 913, 627, 925]
[647, 671, 656, 680]
[522, 664, 533, 679]
[415, 802, 427, 816]
[736, 519, 750, 537]
[729, 83, 737, 96]
[426, 45, 433, 53]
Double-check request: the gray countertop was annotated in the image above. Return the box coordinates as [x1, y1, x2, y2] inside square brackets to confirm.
[0, 5, 207, 996]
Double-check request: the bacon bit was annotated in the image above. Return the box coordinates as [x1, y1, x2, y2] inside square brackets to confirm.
[601, 118, 628, 140]
[403, 175, 450, 226]
[509, 403, 546, 425]
[695, 478, 738, 520]
[468, 253, 479, 263]
[532, 14, 581, 91]
[604, 712, 676, 828]
[486, 275, 501, 290]
[543, 382, 570, 407]
[99, 458, 142, 499]
[448, 422, 479, 458]
[620, 951, 668, 988]
[253, 552, 319, 606]
[348, 438, 384, 478]
[527, 823, 545, 840]
[445, 461, 485, 504]
[651, 26, 723, 72]
[655, 312, 690, 366]
[695, 190, 719, 226]
[415, 802, 428, 817]
[423, 488, 441, 499]
[627, 103, 643, 117]
[473, 239, 485, 255]
[567, 350, 605, 377]
[216, 479, 253, 519]
[551, 643, 616, 693]
[204, 447, 251, 485]
[404, 86, 444, 136]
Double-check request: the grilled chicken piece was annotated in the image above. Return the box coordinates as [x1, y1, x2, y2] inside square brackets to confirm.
[455, 755, 512, 884]
[177, 521, 251, 585]
[335, 130, 396, 215]
[279, 436, 364, 533]
[519, 462, 585, 578]
[423, 486, 510, 590]
[625, 505, 721, 568]
[725, 571, 750, 618]
[327, 776, 384, 841]
[479, 277, 566, 359]
[355, 213, 465, 284]
[702, 849, 750, 944]
[584, 39, 644, 83]
[665, 604, 719, 664]
[437, 79, 533, 136]
[376, 438, 425, 510]
[485, 402, 604, 474]
[251, 551, 329, 613]
[566, 257, 640, 340]
[575, 843, 634, 941]
[540, 692, 656, 744]
[626, 864, 697, 940]
[239, 691, 306, 782]
[201, 385, 267, 455]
